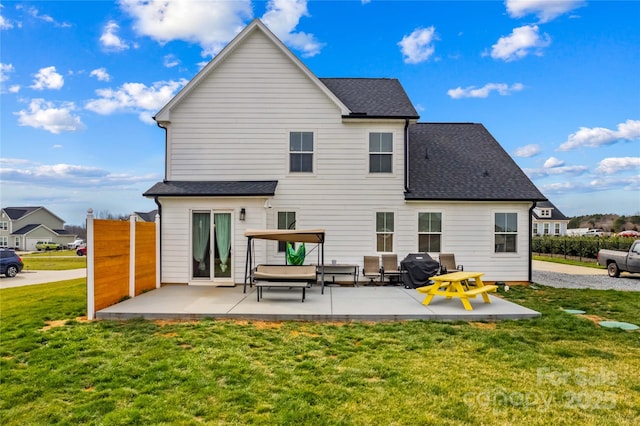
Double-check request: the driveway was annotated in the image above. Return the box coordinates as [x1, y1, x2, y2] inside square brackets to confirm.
[0, 269, 86, 289]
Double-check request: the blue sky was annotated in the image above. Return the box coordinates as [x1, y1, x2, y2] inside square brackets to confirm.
[1, 0, 639, 226]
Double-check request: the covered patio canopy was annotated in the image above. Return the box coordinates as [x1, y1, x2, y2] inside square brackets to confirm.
[243, 229, 326, 293]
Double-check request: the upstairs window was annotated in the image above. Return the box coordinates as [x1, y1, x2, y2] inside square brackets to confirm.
[290, 132, 313, 173]
[418, 212, 442, 252]
[0, 221, 7, 230]
[495, 212, 517, 253]
[376, 212, 394, 252]
[369, 132, 392, 173]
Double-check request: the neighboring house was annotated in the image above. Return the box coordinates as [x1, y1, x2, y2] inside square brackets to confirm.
[0, 206, 75, 250]
[143, 19, 546, 286]
[532, 201, 569, 236]
[134, 210, 158, 222]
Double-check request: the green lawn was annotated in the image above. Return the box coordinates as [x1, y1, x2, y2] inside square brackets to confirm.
[20, 252, 86, 271]
[1, 279, 638, 425]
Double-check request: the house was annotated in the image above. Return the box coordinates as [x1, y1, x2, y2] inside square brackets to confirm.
[0, 206, 75, 250]
[134, 209, 158, 222]
[532, 201, 569, 236]
[143, 19, 546, 286]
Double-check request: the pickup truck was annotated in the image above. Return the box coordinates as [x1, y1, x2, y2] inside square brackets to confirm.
[597, 240, 640, 277]
[35, 241, 62, 251]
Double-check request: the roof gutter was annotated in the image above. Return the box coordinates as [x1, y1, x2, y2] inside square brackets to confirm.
[153, 196, 162, 285]
[155, 119, 168, 181]
[528, 202, 535, 284]
[404, 118, 410, 193]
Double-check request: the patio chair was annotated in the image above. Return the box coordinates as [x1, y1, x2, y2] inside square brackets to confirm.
[438, 253, 463, 274]
[363, 256, 381, 285]
[381, 254, 402, 285]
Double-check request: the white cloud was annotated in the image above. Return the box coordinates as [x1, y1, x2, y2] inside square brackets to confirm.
[163, 54, 180, 68]
[100, 20, 130, 51]
[505, 0, 584, 23]
[261, 0, 325, 57]
[0, 62, 14, 82]
[0, 13, 14, 30]
[18, 5, 71, 27]
[543, 157, 564, 168]
[120, 0, 252, 57]
[90, 68, 111, 82]
[447, 82, 524, 99]
[596, 157, 640, 174]
[398, 27, 437, 64]
[489, 25, 551, 61]
[9, 85, 20, 93]
[558, 119, 640, 151]
[30, 66, 64, 90]
[540, 174, 640, 194]
[513, 144, 541, 158]
[15, 98, 84, 134]
[85, 79, 187, 123]
[0, 158, 161, 188]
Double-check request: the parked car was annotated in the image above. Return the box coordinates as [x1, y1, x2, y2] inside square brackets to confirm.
[76, 246, 87, 256]
[617, 230, 640, 238]
[68, 239, 85, 249]
[35, 241, 62, 251]
[597, 240, 640, 277]
[584, 229, 605, 237]
[0, 249, 24, 277]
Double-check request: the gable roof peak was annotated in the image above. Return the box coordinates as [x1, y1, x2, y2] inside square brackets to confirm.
[155, 18, 350, 122]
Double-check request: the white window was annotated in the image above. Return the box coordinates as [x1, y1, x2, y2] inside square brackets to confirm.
[289, 132, 313, 172]
[543, 223, 550, 235]
[495, 212, 517, 253]
[554, 223, 561, 235]
[533, 223, 539, 235]
[0, 236, 7, 247]
[418, 212, 442, 252]
[0, 221, 7, 230]
[540, 209, 551, 218]
[277, 211, 296, 252]
[369, 132, 392, 173]
[376, 212, 394, 252]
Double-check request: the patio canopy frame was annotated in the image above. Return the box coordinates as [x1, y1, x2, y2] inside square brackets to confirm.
[243, 229, 326, 294]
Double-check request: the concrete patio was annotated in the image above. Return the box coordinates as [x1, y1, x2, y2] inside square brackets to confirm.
[97, 283, 540, 322]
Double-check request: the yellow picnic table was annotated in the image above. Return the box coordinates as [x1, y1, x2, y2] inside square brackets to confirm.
[416, 271, 498, 311]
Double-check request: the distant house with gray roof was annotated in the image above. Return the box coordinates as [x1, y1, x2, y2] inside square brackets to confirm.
[143, 19, 545, 286]
[532, 201, 569, 236]
[0, 206, 75, 251]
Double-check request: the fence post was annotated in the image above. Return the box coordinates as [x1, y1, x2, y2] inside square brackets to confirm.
[129, 213, 136, 298]
[86, 209, 95, 320]
[155, 213, 161, 289]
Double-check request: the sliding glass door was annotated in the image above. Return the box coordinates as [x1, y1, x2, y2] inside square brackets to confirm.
[192, 211, 232, 282]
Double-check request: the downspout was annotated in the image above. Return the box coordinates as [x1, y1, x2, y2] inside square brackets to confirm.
[154, 196, 162, 284]
[404, 118, 410, 193]
[528, 202, 535, 283]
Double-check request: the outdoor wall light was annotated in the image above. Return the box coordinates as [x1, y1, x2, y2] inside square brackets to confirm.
[239, 208, 246, 221]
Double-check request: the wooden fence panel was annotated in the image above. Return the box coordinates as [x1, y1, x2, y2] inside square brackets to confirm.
[135, 221, 156, 295]
[93, 220, 130, 311]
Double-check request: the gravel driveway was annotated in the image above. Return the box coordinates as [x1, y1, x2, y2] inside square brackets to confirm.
[532, 270, 640, 292]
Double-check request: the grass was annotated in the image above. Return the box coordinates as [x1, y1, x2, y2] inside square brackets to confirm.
[20, 251, 86, 271]
[1, 279, 639, 425]
[533, 255, 605, 269]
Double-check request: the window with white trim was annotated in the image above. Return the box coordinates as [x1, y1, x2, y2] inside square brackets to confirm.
[418, 212, 442, 252]
[554, 223, 561, 235]
[0, 221, 7, 230]
[533, 223, 539, 235]
[289, 132, 313, 172]
[543, 223, 550, 235]
[0, 236, 7, 247]
[277, 211, 296, 252]
[376, 212, 394, 252]
[495, 212, 517, 253]
[369, 132, 392, 173]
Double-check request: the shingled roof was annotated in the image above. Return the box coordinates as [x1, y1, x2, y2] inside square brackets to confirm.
[143, 181, 278, 197]
[406, 123, 546, 201]
[533, 201, 569, 220]
[320, 78, 419, 118]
